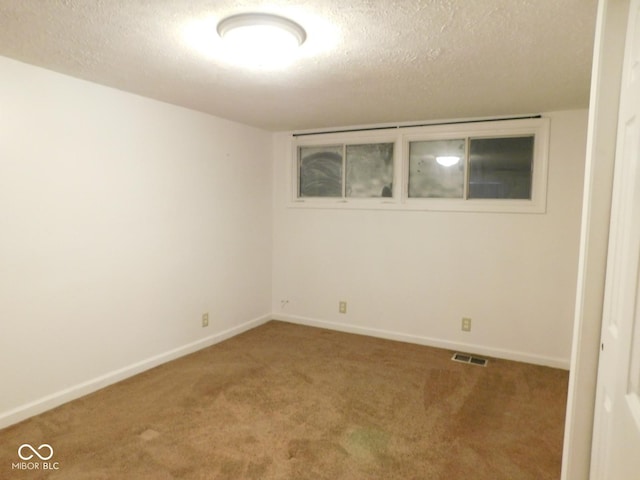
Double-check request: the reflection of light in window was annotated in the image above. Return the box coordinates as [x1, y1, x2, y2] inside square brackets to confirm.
[436, 156, 460, 167]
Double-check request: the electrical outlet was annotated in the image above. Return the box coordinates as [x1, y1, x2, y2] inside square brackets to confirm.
[339, 301, 347, 314]
[202, 313, 209, 328]
[462, 317, 471, 332]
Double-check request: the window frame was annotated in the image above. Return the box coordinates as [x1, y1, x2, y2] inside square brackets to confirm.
[291, 130, 401, 205]
[289, 117, 550, 214]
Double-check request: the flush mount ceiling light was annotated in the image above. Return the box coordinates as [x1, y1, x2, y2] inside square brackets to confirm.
[216, 13, 307, 68]
[436, 156, 461, 167]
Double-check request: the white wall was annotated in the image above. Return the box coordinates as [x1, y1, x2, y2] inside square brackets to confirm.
[272, 110, 588, 368]
[0, 56, 273, 427]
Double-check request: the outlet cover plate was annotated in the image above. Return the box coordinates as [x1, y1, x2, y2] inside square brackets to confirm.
[339, 301, 347, 314]
[462, 317, 471, 332]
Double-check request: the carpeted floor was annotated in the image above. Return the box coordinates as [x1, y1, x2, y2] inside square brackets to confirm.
[0, 321, 568, 479]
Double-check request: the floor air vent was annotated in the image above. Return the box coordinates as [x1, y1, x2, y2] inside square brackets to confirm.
[452, 352, 488, 367]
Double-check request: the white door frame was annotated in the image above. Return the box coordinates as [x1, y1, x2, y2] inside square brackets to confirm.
[561, 0, 629, 479]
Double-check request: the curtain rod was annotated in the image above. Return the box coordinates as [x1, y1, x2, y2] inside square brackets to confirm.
[291, 114, 542, 137]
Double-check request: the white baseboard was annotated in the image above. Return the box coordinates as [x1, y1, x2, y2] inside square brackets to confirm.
[0, 314, 271, 429]
[274, 313, 570, 370]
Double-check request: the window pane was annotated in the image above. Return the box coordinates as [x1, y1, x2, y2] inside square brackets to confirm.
[346, 143, 394, 198]
[408, 139, 465, 198]
[298, 145, 343, 197]
[469, 136, 534, 199]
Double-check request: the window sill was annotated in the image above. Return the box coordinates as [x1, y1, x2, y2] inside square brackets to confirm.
[288, 197, 546, 214]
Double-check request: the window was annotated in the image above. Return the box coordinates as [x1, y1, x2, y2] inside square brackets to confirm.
[406, 135, 535, 200]
[297, 141, 396, 199]
[298, 145, 343, 198]
[346, 143, 394, 198]
[408, 139, 466, 198]
[291, 117, 549, 213]
[469, 136, 534, 199]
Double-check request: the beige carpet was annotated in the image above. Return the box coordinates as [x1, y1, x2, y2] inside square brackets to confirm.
[0, 321, 568, 479]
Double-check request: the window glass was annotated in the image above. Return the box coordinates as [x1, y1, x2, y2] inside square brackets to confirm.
[468, 136, 534, 199]
[346, 143, 394, 198]
[408, 139, 466, 198]
[298, 145, 343, 197]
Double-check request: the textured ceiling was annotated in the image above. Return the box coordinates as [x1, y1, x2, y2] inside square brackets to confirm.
[0, 0, 598, 131]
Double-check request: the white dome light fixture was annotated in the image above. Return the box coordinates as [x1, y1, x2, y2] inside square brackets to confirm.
[217, 13, 307, 69]
[436, 156, 461, 167]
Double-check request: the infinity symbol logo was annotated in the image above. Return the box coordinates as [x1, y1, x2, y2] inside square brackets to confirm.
[18, 444, 54, 461]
